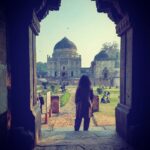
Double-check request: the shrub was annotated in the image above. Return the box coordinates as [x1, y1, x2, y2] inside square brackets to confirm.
[97, 87, 103, 95]
[60, 92, 71, 107]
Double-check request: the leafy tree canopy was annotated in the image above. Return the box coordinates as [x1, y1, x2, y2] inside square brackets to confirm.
[95, 42, 120, 61]
[36, 62, 47, 77]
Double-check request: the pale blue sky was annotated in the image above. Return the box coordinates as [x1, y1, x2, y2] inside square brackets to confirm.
[36, 0, 120, 67]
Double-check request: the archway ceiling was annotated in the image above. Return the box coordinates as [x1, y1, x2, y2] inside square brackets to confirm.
[35, 0, 61, 21]
[95, 0, 127, 24]
[35, 0, 126, 23]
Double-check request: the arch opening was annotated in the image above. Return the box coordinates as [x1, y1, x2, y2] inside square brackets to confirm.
[1, 0, 148, 148]
[36, 0, 120, 132]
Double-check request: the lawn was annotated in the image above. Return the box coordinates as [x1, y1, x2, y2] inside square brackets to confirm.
[98, 88, 119, 116]
[93, 87, 120, 125]
[60, 91, 71, 107]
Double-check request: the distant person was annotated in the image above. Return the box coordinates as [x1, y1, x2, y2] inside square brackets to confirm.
[74, 75, 94, 131]
[106, 91, 110, 103]
[39, 93, 44, 113]
[101, 91, 110, 103]
[101, 96, 106, 103]
[60, 83, 66, 92]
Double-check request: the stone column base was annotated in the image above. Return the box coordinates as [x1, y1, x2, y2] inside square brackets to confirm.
[115, 104, 131, 140]
[115, 103, 148, 148]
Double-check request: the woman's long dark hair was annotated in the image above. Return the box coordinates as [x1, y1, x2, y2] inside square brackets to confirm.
[78, 75, 91, 90]
[75, 75, 92, 103]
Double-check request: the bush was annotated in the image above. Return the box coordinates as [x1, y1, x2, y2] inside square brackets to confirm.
[50, 84, 59, 94]
[51, 85, 55, 93]
[97, 87, 103, 95]
[60, 92, 71, 107]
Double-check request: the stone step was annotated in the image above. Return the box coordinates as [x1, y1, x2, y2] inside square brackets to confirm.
[35, 126, 133, 150]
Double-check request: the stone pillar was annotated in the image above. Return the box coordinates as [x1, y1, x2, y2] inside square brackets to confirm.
[0, 9, 9, 146]
[7, 8, 41, 143]
[29, 11, 41, 143]
[115, 15, 150, 146]
[0, 10, 7, 115]
[115, 15, 133, 140]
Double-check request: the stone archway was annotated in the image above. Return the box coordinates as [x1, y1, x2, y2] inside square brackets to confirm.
[1, 0, 150, 148]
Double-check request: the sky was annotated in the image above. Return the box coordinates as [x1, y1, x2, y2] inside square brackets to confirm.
[36, 0, 120, 67]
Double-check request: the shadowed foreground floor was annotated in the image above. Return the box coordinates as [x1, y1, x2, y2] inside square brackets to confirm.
[35, 126, 133, 150]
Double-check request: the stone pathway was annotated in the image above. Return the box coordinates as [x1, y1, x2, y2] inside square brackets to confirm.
[35, 126, 133, 150]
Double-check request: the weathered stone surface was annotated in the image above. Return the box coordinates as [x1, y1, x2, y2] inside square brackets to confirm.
[0, 14, 6, 64]
[35, 126, 133, 150]
[0, 11, 7, 115]
[0, 64, 7, 114]
[125, 28, 133, 107]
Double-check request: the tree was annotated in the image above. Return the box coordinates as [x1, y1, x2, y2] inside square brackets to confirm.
[101, 42, 120, 60]
[101, 42, 119, 52]
[36, 62, 47, 77]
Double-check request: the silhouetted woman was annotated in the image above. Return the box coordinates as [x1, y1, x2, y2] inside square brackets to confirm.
[74, 75, 94, 131]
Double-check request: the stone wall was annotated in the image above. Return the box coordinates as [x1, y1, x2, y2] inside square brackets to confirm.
[47, 49, 81, 83]
[0, 10, 7, 115]
[0, 64, 7, 114]
[0, 9, 8, 147]
[94, 60, 116, 78]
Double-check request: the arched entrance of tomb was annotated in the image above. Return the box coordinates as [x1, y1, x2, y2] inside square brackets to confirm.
[1, 0, 150, 148]
[61, 66, 68, 78]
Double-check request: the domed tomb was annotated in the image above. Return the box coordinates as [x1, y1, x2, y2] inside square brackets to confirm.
[54, 37, 77, 51]
[47, 37, 81, 84]
[94, 49, 119, 61]
[94, 50, 109, 61]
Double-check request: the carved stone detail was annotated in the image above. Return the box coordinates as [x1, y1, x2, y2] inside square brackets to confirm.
[95, 0, 125, 24]
[36, 0, 61, 21]
[30, 11, 40, 35]
[116, 15, 131, 36]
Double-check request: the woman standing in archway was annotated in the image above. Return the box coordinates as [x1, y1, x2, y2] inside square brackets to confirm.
[74, 75, 94, 131]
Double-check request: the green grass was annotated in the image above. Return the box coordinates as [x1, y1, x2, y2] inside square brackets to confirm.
[96, 87, 120, 116]
[60, 91, 71, 107]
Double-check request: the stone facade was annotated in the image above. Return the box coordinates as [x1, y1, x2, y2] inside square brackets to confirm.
[47, 38, 120, 87]
[91, 50, 120, 87]
[80, 67, 91, 77]
[47, 37, 81, 85]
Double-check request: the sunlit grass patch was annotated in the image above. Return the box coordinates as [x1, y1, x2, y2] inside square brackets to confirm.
[60, 92, 71, 107]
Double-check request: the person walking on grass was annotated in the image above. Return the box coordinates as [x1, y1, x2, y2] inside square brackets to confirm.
[74, 75, 94, 131]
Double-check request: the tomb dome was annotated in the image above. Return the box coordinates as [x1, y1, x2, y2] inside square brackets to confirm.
[54, 37, 77, 52]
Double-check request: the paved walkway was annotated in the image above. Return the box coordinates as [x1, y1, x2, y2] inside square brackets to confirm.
[35, 126, 133, 150]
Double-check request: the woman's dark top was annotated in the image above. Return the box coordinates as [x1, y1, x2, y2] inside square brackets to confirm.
[75, 87, 94, 118]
